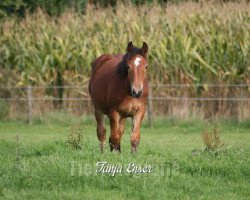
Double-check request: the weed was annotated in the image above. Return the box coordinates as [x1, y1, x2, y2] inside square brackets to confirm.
[202, 128, 224, 152]
[66, 125, 83, 150]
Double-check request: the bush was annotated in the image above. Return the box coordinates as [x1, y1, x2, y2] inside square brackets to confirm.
[2, 0, 240, 18]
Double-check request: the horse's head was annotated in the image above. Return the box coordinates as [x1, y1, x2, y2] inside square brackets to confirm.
[126, 41, 148, 98]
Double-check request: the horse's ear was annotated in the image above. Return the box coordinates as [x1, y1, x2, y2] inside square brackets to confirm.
[141, 42, 148, 55]
[127, 41, 134, 52]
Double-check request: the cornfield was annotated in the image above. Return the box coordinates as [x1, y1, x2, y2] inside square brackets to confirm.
[0, 2, 250, 119]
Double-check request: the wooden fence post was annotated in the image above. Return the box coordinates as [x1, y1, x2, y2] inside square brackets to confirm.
[27, 85, 33, 125]
[147, 84, 153, 127]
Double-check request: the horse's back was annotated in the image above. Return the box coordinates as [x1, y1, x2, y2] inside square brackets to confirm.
[91, 54, 122, 75]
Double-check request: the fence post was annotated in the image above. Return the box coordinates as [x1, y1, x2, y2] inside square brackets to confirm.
[147, 83, 153, 127]
[27, 85, 33, 125]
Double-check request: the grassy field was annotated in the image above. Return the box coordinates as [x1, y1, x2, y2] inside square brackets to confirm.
[0, 114, 249, 199]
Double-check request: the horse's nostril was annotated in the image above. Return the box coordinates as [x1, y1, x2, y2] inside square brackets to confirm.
[132, 88, 143, 97]
[132, 88, 136, 95]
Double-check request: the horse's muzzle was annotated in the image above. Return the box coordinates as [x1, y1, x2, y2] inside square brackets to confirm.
[131, 88, 143, 98]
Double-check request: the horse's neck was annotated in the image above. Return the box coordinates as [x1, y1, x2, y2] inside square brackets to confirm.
[117, 57, 128, 79]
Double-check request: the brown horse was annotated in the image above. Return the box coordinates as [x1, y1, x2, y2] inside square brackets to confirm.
[89, 41, 149, 153]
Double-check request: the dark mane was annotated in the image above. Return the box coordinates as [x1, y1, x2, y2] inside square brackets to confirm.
[117, 47, 146, 78]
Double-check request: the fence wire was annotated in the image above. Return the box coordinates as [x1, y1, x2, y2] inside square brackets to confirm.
[0, 85, 249, 101]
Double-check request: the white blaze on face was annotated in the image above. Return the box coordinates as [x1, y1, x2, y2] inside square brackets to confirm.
[134, 57, 142, 67]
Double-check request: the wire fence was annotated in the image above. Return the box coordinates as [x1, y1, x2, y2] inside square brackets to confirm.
[0, 84, 249, 124]
[1, 84, 250, 101]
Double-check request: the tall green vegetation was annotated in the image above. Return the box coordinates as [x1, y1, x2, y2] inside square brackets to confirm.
[1, 2, 249, 88]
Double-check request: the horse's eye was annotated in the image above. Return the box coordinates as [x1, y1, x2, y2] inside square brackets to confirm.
[145, 65, 148, 70]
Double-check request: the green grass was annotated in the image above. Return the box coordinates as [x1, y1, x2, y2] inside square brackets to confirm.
[0, 115, 249, 199]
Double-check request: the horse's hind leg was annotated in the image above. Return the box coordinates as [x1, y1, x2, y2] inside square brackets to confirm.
[95, 109, 106, 152]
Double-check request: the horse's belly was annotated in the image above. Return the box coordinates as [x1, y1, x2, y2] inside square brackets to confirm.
[89, 77, 110, 114]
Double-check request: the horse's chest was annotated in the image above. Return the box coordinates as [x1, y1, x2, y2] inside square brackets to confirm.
[118, 99, 143, 117]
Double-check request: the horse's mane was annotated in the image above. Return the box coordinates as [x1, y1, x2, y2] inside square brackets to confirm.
[117, 47, 146, 78]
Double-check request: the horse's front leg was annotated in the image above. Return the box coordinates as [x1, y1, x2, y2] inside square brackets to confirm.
[109, 110, 121, 152]
[131, 106, 146, 153]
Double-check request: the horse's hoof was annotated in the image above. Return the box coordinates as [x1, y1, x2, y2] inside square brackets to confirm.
[109, 143, 121, 153]
[113, 149, 121, 153]
[131, 146, 137, 153]
[100, 142, 105, 153]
